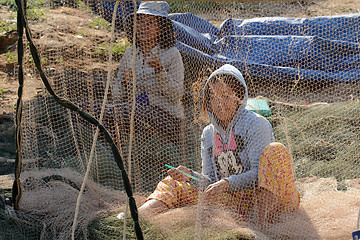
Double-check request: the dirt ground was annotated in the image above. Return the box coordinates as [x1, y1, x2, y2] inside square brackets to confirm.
[0, 5, 124, 115]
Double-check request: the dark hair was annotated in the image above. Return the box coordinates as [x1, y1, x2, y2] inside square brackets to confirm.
[125, 14, 176, 49]
[202, 74, 245, 115]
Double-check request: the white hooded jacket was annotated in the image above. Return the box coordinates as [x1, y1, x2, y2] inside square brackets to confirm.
[191, 64, 274, 192]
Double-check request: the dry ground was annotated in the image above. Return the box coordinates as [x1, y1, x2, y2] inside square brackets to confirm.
[0, 5, 125, 115]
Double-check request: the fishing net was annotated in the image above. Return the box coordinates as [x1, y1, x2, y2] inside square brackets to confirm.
[1, 0, 360, 239]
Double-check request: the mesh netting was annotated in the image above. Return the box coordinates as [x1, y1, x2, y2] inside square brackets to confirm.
[1, 0, 360, 239]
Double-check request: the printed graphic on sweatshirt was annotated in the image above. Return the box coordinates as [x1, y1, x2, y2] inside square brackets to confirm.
[214, 131, 244, 177]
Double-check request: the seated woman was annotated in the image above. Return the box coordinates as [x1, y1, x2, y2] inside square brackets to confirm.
[113, 1, 184, 143]
[138, 64, 300, 225]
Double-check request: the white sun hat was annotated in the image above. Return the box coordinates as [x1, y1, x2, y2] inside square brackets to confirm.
[135, 1, 170, 18]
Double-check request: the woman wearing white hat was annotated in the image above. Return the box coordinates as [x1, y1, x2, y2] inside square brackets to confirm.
[113, 1, 184, 142]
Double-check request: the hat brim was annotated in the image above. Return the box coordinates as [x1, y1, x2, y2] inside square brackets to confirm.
[136, 8, 168, 18]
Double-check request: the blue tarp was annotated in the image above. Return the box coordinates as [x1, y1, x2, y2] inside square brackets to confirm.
[91, 1, 360, 83]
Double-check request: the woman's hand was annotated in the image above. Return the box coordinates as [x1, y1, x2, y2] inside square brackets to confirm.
[202, 179, 229, 203]
[122, 68, 133, 86]
[168, 165, 192, 182]
[147, 53, 163, 74]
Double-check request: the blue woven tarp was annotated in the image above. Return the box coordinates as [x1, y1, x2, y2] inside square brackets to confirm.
[170, 13, 360, 83]
[91, 2, 360, 83]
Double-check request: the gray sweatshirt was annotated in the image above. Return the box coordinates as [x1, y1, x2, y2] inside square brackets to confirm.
[190, 64, 275, 192]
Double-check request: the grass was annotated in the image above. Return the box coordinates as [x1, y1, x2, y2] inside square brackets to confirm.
[6, 50, 17, 63]
[58, 56, 64, 63]
[272, 100, 360, 182]
[94, 40, 130, 58]
[0, 0, 16, 32]
[76, 29, 89, 37]
[89, 17, 111, 31]
[0, 20, 16, 32]
[0, 0, 47, 22]
[0, 0, 16, 10]
[77, 0, 92, 13]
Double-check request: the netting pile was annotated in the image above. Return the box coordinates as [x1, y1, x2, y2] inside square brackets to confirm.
[1, 0, 360, 239]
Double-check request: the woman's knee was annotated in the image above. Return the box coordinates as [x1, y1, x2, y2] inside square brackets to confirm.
[261, 142, 292, 163]
[265, 142, 287, 152]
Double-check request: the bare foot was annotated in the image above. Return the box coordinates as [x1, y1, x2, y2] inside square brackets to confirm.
[258, 188, 281, 227]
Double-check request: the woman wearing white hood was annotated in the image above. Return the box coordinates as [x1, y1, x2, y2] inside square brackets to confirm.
[139, 64, 300, 225]
[113, 1, 184, 142]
